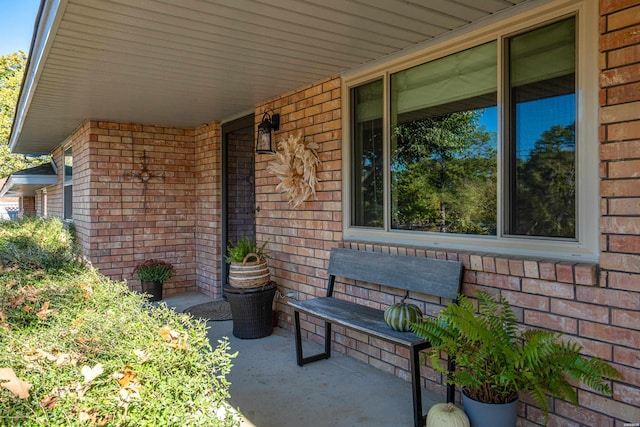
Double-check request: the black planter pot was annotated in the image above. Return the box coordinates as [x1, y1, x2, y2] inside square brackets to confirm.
[141, 281, 163, 301]
[224, 282, 276, 339]
[462, 391, 518, 427]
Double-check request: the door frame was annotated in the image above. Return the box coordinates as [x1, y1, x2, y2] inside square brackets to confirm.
[221, 114, 255, 291]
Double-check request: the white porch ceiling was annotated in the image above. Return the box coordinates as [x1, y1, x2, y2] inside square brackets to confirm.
[12, 0, 533, 154]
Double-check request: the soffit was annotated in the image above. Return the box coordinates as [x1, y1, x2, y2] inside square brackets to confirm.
[0, 163, 57, 197]
[13, 0, 530, 154]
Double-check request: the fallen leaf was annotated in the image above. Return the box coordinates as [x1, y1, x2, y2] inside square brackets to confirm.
[133, 349, 151, 363]
[81, 364, 104, 383]
[36, 301, 57, 320]
[22, 287, 41, 302]
[8, 296, 25, 308]
[79, 283, 93, 298]
[40, 395, 58, 410]
[3, 277, 19, 286]
[55, 352, 78, 366]
[159, 326, 179, 341]
[79, 410, 96, 423]
[38, 349, 57, 362]
[75, 384, 89, 400]
[119, 382, 141, 402]
[113, 366, 142, 406]
[23, 305, 32, 313]
[112, 366, 136, 388]
[24, 349, 78, 367]
[0, 368, 32, 399]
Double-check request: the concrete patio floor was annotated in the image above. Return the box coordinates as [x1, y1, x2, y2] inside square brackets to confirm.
[162, 291, 446, 427]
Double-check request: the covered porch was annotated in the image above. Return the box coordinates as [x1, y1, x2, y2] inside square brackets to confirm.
[163, 291, 443, 427]
[6, 1, 640, 425]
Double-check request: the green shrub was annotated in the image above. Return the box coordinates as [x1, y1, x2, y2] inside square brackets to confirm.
[0, 218, 240, 426]
[0, 217, 84, 272]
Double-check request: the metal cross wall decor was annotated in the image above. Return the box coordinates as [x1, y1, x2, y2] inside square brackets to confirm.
[124, 150, 165, 212]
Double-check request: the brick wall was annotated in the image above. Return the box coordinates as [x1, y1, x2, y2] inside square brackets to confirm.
[19, 196, 35, 217]
[34, 190, 43, 217]
[596, 0, 640, 424]
[41, 120, 223, 297]
[255, 76, 343, 308]
[72, 120, 198, 296]
[194, 121, 222, 297]
[45, 146, 64, 219]
[254, 4, 640, 423]
[71, 121, 92, 259]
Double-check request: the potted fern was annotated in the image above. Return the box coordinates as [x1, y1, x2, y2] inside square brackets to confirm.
[225, 236, 270, 289]
[411, 291, 621, 427]
[224, 237, 275, 338]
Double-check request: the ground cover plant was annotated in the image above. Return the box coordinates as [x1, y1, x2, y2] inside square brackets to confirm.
[0, 217, 240, 426]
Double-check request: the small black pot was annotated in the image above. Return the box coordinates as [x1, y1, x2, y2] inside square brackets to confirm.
[141, 281, 163, 301]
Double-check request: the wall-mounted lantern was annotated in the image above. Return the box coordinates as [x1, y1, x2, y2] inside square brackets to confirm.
[256, 111, 280, 154]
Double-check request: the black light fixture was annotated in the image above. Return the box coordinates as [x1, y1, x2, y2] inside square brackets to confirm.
[256, 111, 280, 154]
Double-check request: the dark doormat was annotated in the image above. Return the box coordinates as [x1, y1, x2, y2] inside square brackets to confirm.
[183, 299, 232, 321]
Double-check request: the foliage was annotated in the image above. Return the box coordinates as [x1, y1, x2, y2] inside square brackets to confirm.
[0, 51, 48, 178]
[411, 291, 621, 424]
[0, 217, 240, 426]
[0, 217, 83, 272]
[390, 111, 577, 239]
[515, 123, 575, 238]
[225, 236, 268, 264]
[392, 111, 497, 234]
[133, 259, 175, 283]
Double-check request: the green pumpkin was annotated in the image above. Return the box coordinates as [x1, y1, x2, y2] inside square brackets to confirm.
[384, 296, 423, 331]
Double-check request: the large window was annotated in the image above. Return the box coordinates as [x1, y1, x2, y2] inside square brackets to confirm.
[345, 2, 598, 260]
[63, 147, 72, 220]
[507, 19, 576, 238]
[390, 41, 498, 235]
[352, 80, 384, 228]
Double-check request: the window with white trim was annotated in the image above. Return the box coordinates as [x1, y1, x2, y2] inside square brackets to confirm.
[344, 2, 598, 261]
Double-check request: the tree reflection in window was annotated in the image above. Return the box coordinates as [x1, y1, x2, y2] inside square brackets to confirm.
[392, 111, 497, 234]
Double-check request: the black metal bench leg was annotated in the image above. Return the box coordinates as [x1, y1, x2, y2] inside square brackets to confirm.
[410, 346, 425, 427]
[293, 310, 331, 366]
[294, 310, 304, 366]
[324, 321, 331, 358]
[446, 356, 455, 403]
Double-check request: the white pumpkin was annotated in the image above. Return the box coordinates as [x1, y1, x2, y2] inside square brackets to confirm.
[426, 402, 470, 427]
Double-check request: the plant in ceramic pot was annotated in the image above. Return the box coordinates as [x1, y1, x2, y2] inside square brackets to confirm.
[133, 259, 174, 302]
[411, 291, 621, 427]
[225, 236, 270, 289]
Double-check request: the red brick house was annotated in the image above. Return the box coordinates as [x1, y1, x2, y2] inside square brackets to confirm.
[5, 0, 639, 424]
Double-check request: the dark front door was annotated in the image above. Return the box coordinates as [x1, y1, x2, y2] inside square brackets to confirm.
[221, 115, 256, 289]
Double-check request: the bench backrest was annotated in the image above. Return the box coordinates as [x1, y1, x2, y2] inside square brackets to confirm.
[327, 248, 462, 300]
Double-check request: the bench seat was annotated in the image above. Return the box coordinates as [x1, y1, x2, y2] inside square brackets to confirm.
[290, 297, 428, 347]
[289, 248, 463, 427]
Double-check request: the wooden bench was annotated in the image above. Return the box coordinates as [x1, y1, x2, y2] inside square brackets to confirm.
[289, 248, 463, 427]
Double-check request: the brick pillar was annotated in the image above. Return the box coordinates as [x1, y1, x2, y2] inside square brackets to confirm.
[599, 1, 640, 277]
[19, 197, 36, 217]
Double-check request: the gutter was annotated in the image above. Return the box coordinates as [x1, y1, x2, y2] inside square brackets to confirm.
[8, 0, 68, 153]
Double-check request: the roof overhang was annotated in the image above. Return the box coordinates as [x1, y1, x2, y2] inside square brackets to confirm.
[0, 176, 57, 197]
[0, 163, 58, 197]
[9, 0, 539, 155]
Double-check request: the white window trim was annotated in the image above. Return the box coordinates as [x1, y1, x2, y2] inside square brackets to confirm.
[341, 0, 599, 262]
